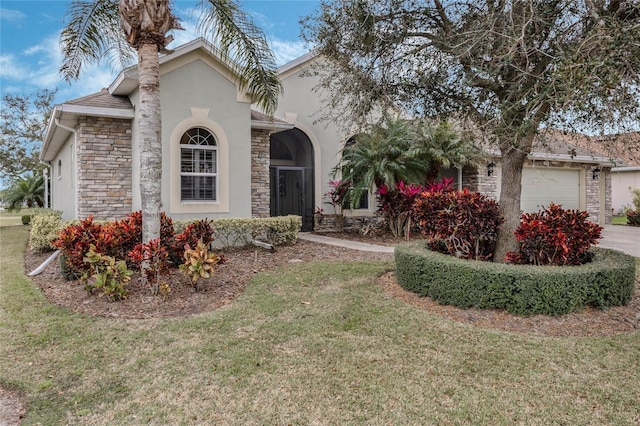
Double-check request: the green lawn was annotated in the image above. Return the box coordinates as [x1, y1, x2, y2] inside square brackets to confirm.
[2, 225, 639, 425]
[0, 208, 33, 227]
[612, 215, 629, 225]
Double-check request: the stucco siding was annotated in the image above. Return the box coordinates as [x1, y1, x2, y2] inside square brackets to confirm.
[277, 62, 345, 212]
[159, 57, 252, 221]
[50, 133, 77, 220]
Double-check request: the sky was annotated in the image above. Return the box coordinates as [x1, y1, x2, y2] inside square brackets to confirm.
[0, 0, 320, 104]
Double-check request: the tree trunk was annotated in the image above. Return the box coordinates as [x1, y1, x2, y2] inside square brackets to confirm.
[494, 144, 529, 262]
[137, 43, 162, 244]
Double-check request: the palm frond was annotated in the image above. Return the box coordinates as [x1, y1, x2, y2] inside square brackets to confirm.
[60, 0, 135, 81]
[197, 0, 282, 116]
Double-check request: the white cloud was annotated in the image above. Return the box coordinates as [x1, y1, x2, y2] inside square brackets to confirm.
[24, 45, 46, 56]
[0, 8, 26, 23]
[0, 54, 27, 79]
[1, 31, 118, 101]
[270, 38, 310, 66]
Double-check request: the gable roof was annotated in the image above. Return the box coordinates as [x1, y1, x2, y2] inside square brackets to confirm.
[109, 38, 245, 97]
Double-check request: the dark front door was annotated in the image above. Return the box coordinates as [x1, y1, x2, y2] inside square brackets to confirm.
[270, 166, 313, 231]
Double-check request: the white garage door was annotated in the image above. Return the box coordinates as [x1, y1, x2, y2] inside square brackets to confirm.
[521, 168, 580, 212]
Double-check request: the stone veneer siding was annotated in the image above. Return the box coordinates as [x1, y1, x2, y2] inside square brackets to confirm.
[462, 165, 498, 200]
[76, 116, 132, 220]
[251, 129, 271, 218]
[463, 161, 612, 225]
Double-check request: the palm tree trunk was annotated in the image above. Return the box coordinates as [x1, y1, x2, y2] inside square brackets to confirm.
[138, 43, 162, 243]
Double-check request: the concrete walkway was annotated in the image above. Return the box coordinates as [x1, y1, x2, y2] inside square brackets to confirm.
[300, 225, 640, 258]
[298, 233, 395, 253]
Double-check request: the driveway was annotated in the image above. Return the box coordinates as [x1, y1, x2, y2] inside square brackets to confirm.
[599, 225, 640, 258]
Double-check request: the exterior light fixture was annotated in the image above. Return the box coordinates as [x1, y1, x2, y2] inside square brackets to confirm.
[487, 162, 496, 177]
[592, 167, 601, 181]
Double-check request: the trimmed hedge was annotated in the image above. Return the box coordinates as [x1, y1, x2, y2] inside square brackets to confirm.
[395, 241, 636, 316]
[209, 215, 302, 247]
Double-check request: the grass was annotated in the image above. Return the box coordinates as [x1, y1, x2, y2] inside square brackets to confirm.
[612, 215, 629, 225]
[0, 207, 35, 227]
[2, 225, 640, 425]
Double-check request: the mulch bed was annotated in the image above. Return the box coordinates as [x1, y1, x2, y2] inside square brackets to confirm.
[23, 234, 640, 334]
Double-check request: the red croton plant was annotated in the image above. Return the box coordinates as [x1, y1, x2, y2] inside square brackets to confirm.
[505, 203, 603, 266]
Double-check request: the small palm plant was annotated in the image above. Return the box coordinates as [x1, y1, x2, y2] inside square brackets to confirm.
[3, 172, 45, 212]
[179, 240, 221, 291]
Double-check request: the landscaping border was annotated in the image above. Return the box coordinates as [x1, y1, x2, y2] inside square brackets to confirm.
[395, 242, 636, 316]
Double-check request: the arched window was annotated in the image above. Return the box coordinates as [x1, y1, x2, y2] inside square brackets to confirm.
[180, 127, 217, 201]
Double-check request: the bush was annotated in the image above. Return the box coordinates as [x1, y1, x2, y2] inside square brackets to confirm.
[377, 181, 426, 238]
[169, 218, 215, 264]
[211, 216, 301, 247]
[128, 238, 170, 296]
[395, 242, 635, 316]
[29, 210, 63, 253]
[53, 216, 105, 277]
[52, 214, 301, 284]
[21, 215, 31, 225]
[505, 203, 602, 265]
[179, 240, 221, 290]
[83, 245, 132, 301]
[413, 189, 503, 261]
[627, 210, 640, 227]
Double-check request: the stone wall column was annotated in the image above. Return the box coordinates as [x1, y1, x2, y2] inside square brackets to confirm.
[251, 129, 271, 217]
[76, 116, 132, 220]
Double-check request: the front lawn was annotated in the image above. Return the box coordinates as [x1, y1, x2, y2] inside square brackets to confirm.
[1, 225, 639, 424]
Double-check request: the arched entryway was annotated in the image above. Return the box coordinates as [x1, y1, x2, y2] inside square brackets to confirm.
[270, 128, 314, 231]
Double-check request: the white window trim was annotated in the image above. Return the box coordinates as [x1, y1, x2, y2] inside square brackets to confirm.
[169, 108, 229, 214]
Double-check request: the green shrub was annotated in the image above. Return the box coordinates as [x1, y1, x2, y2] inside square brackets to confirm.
[28, 210, 63, 253]
[21, 215, 31, 225]
[83, 245, 132, 301]
[395, 242, 635, 316]
[211, 215, 301, 247]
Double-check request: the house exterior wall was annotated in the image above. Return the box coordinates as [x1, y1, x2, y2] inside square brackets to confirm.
[469, 160, 611, 225]
[76, 116, 132, 220]
[49, 133, 77, 220]
[611, 169, 640, 213]
[157, 56, 252, 221]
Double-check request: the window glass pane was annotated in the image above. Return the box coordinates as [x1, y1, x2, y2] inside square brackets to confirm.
[181, 176, 216, 201]
[180, 127, 217, 201]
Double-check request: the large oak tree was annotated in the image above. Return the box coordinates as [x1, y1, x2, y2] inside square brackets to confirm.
[303, 0, 640, 260]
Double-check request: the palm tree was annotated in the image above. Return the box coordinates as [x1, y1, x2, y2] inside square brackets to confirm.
[335, 116, 483, 209]
[3, 172, 45, 212]
[60, 0, 282, 244]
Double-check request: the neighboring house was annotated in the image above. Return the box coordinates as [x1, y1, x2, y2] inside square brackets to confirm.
[41, 38, 616, 230]
[606, 133, 640, 213]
